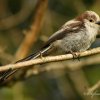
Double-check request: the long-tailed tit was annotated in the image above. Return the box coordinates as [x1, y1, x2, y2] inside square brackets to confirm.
[1, 11, 100, 82]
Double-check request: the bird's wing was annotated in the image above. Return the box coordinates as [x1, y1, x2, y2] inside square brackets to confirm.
[41, 20, 84, 49]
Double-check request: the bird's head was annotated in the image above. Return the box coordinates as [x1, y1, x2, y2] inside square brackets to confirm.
[77, 11, 99, 28]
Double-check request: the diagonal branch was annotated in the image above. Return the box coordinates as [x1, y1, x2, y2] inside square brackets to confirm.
[15, 0, 48, 60]
[0, 47, 100, 72]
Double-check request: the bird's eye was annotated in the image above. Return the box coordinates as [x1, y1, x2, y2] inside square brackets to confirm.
[89, 19, 94, 22]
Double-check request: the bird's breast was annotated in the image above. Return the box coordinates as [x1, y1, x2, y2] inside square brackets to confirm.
[57, 30, 94, 52]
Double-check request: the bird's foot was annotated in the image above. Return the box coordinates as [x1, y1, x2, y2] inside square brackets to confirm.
[70, 51, 80, 61]
[39, 51, 44, 59]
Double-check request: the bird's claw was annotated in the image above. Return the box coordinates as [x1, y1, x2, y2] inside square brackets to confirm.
[70, 51, 80, 61]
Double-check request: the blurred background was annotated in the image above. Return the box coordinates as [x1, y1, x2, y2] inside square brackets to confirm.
[0, 0, 100, 100]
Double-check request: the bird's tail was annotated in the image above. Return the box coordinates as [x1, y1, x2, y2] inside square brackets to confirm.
[0, 45, 52, 83]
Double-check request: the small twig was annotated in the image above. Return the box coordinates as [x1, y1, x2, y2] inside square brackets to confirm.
[0, 47, 100, 72]
[87, 80, 100, 94]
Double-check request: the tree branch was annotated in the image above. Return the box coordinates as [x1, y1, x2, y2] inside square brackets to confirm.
[0, 47, 100, 72]
[15, 0, 48, 60]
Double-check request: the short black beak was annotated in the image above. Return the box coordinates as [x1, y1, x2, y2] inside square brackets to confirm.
[95, 21, 100, 25]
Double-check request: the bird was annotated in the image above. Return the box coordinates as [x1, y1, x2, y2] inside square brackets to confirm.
[0, 10, 100, 82]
